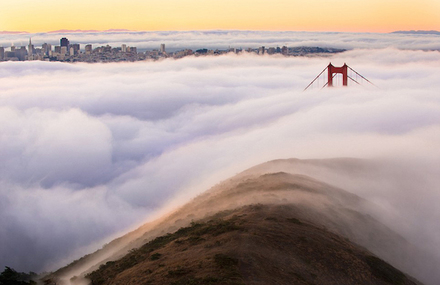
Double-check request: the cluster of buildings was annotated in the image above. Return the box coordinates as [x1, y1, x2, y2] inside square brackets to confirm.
[0, 37, 145, 62]
[0, 37, 345, 63]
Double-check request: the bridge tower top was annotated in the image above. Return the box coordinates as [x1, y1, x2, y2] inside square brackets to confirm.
[303, 62, 375, 91]
[328, 63, 348, 87]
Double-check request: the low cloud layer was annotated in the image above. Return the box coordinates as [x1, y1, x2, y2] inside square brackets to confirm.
[1, 39, 440, 277]
[1, 30, 440, 52]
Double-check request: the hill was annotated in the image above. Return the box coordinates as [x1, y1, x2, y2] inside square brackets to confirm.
[85, 203, 419, 285]
[44, 158, 430, 285]
[391, 30, 440, 36]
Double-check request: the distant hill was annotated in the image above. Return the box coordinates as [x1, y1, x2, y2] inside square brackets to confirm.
[44, 158, 435, 285]
[392, 30, 440, 35]
[47, 29, 133, 33]
[0, 29, 135, 35]
[0, 31, 29, 34]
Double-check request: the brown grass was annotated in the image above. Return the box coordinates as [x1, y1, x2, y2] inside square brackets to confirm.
[86, 204, 419, 285]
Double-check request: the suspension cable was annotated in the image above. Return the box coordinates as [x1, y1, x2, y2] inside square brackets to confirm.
[304, 66, 328, 91]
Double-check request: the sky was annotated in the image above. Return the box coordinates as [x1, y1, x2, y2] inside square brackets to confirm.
[1, 0, 440, 33]
[1, 31, 440, 285]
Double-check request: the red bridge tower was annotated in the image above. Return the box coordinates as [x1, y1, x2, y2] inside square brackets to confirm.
[328, 63, 348, 87]
[303, 62, 375, 91]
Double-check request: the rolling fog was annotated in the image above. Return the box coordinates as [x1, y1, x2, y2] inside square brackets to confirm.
[2, 30, 440, 52]
[1, 32, 440, 278]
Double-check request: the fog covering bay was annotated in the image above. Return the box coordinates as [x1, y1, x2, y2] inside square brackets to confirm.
[1, 31, 440, 276]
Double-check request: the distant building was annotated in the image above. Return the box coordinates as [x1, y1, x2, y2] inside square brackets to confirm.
[70, 44, 80, 55]
[4, 51, 19, 61]
[103, 45, 111, 53]
[121, 44, 127, 53]
[60, 37, 69, 47]
[28, 38, 34, 59]
[160, 44, 165, 53]
[258, 46, 265, 55]
[94, 46, 103, 53]
[0, 47, 4, 60]
[54, 46, 61, 53]
[42, 43, 51, 56]
[34, 48, 42, 58]
[60, 46, 68, 55]
[195, 48, 208, 54]
[16, 47, 27, 61]
[85, 44, 92, 54]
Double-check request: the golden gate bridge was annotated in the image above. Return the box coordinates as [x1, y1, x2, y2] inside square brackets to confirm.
[304, 63, 376, 91]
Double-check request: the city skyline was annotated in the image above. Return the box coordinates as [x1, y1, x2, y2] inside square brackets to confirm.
[0, 35, 348, 62]
[1, 0, 440, 33]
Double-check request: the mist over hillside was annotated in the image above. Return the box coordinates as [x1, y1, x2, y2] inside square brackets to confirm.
[1, 32, 440, 283]
[46, 159, 434, 285]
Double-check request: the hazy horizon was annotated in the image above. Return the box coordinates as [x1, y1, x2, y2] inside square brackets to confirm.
[2, 30, 440, 54]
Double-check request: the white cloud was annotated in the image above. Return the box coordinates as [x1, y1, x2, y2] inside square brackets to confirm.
[1, 40, 440, 281]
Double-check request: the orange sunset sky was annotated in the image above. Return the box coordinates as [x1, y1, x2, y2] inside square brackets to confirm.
[1, 0, 440, 33]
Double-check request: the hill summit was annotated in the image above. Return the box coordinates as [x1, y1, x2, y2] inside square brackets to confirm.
[45, 158, 427, 285]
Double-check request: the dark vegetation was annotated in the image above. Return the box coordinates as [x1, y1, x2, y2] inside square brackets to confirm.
[0, 267, 37, 285]
[84, 203, 420, 285]
[214, 254, 239, 269]
[365, 255, 407, 285]
[86, 216, 243, 284]
[150, 253, 162, 261]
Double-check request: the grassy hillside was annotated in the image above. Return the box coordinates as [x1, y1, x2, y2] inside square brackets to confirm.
[44, 159, 430, 284]
[84, 204, 420, 285]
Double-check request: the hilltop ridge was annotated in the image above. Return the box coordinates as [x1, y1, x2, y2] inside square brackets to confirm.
[45, 158, 434, 285]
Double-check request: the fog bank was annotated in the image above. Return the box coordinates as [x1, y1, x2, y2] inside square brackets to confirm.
[1, 46, 440, 274]
[2, 30, 440, 52]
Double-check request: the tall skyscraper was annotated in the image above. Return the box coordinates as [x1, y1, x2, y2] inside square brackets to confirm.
[28, 38, 34, 59]
[160, 44, 165, 53]
[0, 47, 4, 60]
[121, 44, 127, 53]
[60, 37, 70, 47]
